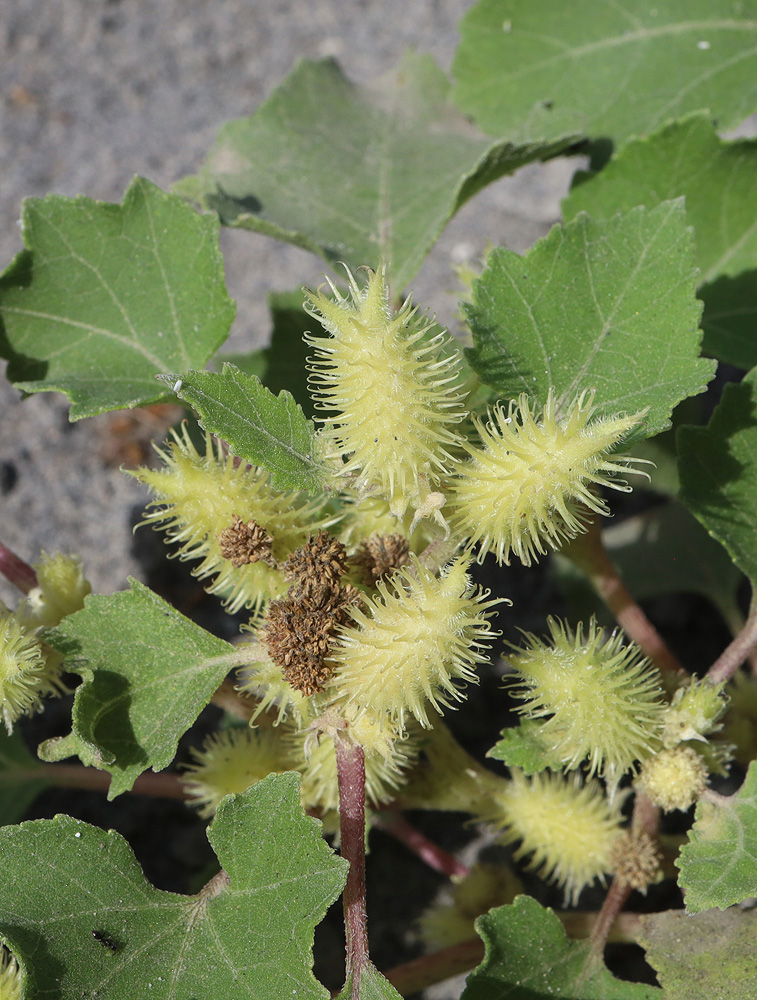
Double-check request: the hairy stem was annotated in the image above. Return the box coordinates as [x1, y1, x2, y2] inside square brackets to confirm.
[0, 541, 38, 594]
[707, 595, 757, 685]
[564, 520, 685, 682]
[370, 810, 470, 879]
[334, 733, 370, 996]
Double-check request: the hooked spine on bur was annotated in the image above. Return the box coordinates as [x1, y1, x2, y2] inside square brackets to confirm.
[449, 389, 649, 566]
[303, 263, 467, 523]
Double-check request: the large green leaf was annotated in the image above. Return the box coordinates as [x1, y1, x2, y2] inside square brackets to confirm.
[156, 363, 323, 494]
[676, 760, 757, 912]
[176, 53, 572, 292]
[41, 579, 241, 798]
[637, 908, 757, 999]
[564, 113, 757, 369]
[0, 774, 347, 1000]
[465, 201, 713, 437]
[0, 176, 235, 419]
[461, 895, 660, 999]
[453, 0, 757, 148]
[678, 366, 757, 586]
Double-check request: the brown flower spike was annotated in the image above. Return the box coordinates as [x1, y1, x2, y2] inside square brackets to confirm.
[352, 533, 410, 586]
[262, 532, 362, 696]
[218, 515, 274, 567]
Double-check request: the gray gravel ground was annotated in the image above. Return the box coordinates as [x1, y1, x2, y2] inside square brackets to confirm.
[0, 0, 577, 603]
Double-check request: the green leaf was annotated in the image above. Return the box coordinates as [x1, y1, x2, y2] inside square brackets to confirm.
[156, 362, 323, 493]
[465, 201, 713, 437]
[637, 908, 757, 999]
[41, 579, 240, 798]
[487, 720, 563, 774]
[217, 289, 314, 418]
[0, 773, 347, 999]
[676, 760, 757, 912]
[176, 53, 572, 291]
[678, 367, 757, 586]
[564, 113, 757, 369]
[453, 0, 757, 148]
[461, 895, 660, 999]
[0, 729, 48, 825]
[0, 176, 235, 419]
[335, 964, 403, 1000]
[602, 501, 745, 635]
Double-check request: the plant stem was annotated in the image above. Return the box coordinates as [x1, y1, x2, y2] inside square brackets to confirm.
[589, 791, 659, 960]
[706, 596, 757, 685]
[370, 810, 470, 879]
[0, 541, 37, 594]
[42, 762, 187, 798]
[564, 520, 686, 682]
[334, 733, 370, 996]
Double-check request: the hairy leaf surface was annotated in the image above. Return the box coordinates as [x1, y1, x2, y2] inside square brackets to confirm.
[157, 363, 323, 493]
[42, 580, 241, 798]
[0, 774, 347, 999]
[177, 53, 572, 290]
[564, 113, 757, 369]
[0, 177, 235, 418]
[466, 201, 713, 437]
[453, 0, 757, 147]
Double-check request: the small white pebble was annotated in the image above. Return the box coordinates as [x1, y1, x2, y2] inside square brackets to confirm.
[74, 831, 81, 838]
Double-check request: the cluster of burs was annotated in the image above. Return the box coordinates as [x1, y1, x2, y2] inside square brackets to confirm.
[0, 266, 739, 914]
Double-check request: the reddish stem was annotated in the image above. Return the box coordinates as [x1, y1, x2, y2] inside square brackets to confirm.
[707, 597, 757, 685]
[42, 763, 187, 798]
[589, 791, 660, 960]
[0, 541, 38, 595]
[564, 520, 686, 682]
[370, 810, 470, 879]
[334, 734, 370, 996]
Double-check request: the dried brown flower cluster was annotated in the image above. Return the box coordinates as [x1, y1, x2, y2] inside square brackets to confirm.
[263, 531, 361, 696]
[351, 533, 410, 586]
[218, 515, 274, 567]
[610, 831, 662, 891]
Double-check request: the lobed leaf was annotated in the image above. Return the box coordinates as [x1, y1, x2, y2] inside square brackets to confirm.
[156, 362, 323, 493]
[676, 760, 757, 912]
[0, 774, 347, 1000]
[41, 579, 241, 798]
[453, 0, 757, 148]
[488, 720, 563, 775]
[176, 53, 573, 291]
[461, 895, 661, 999]
[564, 113, 757, 369]
[0, 176, 235, 419]
[678, 366, 757, 587]
[465, 201, 713, 437]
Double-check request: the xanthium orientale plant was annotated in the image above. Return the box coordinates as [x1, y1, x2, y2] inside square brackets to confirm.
[1, 2, 757, 998]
